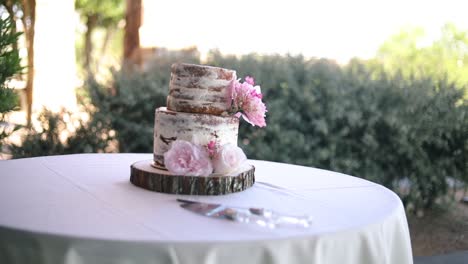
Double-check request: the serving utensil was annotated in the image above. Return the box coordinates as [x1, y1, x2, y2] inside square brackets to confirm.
[177, 198, 313, 228]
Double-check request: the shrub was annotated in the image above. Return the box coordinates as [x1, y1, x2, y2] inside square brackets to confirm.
[85, 52, 200, 153]
[207, 53, 468, 210]
[85, 69, 167, 153]
[10, 109, 113, 158]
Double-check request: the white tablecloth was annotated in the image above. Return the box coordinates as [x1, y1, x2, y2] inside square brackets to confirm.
[0, 154, 413, 264]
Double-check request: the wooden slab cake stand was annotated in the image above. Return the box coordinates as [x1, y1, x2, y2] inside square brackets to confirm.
[130, 160, 255, 195]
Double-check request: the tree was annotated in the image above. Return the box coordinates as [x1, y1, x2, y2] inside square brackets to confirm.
[1, 0, 36, 125]
[75, 0, 124, 76]
[123, 0, 141, 65]
[375, 23, 468, 89]
[0, 16, 22, 150]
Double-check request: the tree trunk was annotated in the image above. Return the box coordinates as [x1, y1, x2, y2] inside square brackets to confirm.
[84, 14, 97, 76]
[21, 0, 36, 126]
[123, 0, 142, 66]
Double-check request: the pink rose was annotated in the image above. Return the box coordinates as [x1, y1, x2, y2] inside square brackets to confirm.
[164, 140, 213, 176]
[212, 143, 247, 174]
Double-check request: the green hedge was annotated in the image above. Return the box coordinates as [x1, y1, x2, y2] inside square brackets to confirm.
[83, 51, 200, 152]
[11, 52, 468, 211]
[10, 109, 113, 157]
[207, 53, 468, 209]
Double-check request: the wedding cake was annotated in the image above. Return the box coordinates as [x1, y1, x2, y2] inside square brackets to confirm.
[153, 63, 240, 170]
[130, 63, 266, 195]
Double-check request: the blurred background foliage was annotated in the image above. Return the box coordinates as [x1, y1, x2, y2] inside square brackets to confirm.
[10, 50, 468, 211]
[75, 0, 125, 79]
[374, 23, 468, 88]
[0, 16, 21, 153]
[2, 0, 467, 212]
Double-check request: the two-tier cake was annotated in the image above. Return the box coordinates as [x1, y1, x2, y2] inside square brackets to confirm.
[130, 63, 266, 195]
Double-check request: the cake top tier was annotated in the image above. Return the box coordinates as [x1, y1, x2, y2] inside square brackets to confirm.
[167, 63, 236, 116]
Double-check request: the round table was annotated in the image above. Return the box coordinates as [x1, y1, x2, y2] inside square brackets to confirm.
[0, 154, 413, 264]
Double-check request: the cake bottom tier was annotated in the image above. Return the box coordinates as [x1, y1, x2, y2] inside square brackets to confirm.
[153, 107, 239, 169]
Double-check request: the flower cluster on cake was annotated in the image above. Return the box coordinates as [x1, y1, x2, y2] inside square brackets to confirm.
[153, 63, 267, 177]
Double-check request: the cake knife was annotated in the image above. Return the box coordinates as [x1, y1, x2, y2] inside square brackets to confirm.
[177, 199, 313, 228]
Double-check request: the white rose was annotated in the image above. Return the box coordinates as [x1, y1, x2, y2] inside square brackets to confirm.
[212, 144, 247, 174]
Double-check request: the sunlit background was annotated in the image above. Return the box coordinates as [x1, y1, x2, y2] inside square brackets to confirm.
[142, 0, 467, 62]
[4, 0, 468, 116]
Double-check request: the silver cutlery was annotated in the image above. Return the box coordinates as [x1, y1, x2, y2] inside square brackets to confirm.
[177, 198, 313, 228]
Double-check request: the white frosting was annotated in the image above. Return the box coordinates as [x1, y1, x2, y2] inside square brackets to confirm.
[153, 107, 239, 168]
[169, 84, 230, 104]
[173, 75, 232, 89]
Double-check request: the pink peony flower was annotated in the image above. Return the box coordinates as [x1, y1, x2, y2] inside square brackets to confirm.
[164, 140, 213, 176]
[230, 77, 267, 127]
[212, 143, 247, 174]
[241, 96, 267, 127]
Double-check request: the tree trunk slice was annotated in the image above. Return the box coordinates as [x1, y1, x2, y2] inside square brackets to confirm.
[130, 160, 255, 195]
